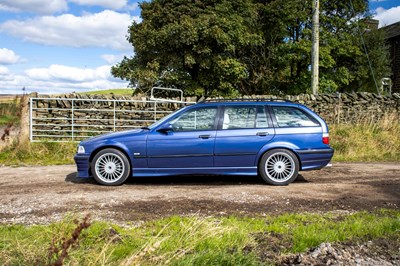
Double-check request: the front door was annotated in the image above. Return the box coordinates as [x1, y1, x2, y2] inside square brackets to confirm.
[147, 106, 218, 168]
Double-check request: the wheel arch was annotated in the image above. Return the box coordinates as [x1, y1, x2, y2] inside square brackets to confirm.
[256, 145, 302, 171]
[89, 145, 132, 176]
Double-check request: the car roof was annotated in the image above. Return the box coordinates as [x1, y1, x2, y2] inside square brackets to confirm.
[194, 100, 300, 107]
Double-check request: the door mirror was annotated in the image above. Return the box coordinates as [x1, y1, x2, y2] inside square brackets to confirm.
[157, 123, 173, 133]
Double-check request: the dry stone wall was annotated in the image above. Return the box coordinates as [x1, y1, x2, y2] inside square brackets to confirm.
[279, 92, 400, 124]
[212, 92, 400, 124]
[29, 92, 400, 140]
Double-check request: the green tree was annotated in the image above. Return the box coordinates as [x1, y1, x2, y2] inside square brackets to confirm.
[112, 0, 390, 96]
[112, 0, 263, 97]
[256, 0, 390, 94]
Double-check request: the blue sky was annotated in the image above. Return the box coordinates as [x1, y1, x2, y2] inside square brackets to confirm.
[0, 0, 399, 94]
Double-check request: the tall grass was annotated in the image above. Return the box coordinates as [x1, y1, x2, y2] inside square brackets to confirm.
[0, 96, 22, 126]
[0, 141, 76, 165]
[0, 210, 398, 265]
[330, 113, 400, 162]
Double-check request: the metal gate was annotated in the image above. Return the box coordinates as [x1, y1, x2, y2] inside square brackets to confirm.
[29, 88, 195, 142]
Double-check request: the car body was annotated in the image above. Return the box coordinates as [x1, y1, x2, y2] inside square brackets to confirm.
[74, 99, 334, 186]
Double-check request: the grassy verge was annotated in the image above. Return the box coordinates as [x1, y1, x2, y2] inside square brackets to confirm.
[0, 141, 76, 165]
[0, 210, 398, 265]
[330, 114, 400, 162]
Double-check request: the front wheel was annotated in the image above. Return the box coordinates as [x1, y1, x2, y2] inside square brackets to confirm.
[91, 148, 130, 186]
[259, 149, 299, 186]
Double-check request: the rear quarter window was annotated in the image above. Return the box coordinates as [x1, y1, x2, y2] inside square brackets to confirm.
[271, 106, 320, 127]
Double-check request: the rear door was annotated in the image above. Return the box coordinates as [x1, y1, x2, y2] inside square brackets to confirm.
[214, 105, 275, 167]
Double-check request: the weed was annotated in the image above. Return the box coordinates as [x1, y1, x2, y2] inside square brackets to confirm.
[48, 214, 91, 266]
[1, 123, 13, 141]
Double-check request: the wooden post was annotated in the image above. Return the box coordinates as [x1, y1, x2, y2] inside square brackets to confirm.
[311, 0, 319, 95]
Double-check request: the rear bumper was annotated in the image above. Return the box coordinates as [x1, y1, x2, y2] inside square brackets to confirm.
[74, 154, 91, 178]
[296, 148, 334, 171]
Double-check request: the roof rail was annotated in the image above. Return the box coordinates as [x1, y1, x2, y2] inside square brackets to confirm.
[198, 98, 292, 103]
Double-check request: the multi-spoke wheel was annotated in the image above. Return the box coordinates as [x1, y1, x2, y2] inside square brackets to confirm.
[259, 149, 299, 185]
[91, 148, 130, 186]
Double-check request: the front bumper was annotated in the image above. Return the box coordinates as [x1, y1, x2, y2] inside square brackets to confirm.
[74, 153, 91, 178]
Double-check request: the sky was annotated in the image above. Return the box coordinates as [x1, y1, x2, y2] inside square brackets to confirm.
[0, 0, 400, 95]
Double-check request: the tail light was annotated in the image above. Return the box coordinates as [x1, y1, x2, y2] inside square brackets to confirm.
[322, 133, 329, 145]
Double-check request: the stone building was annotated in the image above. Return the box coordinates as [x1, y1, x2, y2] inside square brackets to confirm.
[382, 21, 400, 93]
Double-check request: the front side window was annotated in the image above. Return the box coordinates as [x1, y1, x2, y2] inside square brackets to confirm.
[222, 106, 269, 129]
[272, 106, 320, 127]
[170, 107, 217, 131]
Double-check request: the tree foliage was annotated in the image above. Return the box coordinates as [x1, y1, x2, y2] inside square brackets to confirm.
[112, 0, 391, 96]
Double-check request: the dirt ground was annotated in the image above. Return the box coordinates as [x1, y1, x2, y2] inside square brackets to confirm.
[0, 163, 399, 225]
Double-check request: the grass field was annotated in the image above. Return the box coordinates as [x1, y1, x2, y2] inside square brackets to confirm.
[0, 210, 398, 265]
[79, 88, 133, 96]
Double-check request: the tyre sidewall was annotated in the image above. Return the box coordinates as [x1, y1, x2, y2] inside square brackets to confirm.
[259, 149, 299, 186]
[91, 148, 130, 186]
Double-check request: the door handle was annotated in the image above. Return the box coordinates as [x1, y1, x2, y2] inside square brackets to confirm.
[199, 135, 211, 139]
[256, 132, 269, 136]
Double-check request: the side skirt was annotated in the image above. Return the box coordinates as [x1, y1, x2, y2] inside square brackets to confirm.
[131, 167, 258, 177]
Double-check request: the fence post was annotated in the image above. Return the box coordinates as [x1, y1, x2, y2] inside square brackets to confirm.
[154, 101, 157, 122]
[113, 100, 116, 131]
[29, 98, 33, 142]
[71, 99, 74, 141]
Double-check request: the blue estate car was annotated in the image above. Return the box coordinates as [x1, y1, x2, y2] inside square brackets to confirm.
[74, 99, 334, 186]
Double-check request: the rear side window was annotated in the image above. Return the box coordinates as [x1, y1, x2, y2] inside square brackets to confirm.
[272, 106, 320, 127]
[222, 106, 269, 129]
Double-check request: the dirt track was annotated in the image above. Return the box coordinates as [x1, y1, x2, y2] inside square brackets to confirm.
[0, 163, 399, 224]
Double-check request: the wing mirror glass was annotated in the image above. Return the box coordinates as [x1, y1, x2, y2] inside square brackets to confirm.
[157, 123, 173, 133]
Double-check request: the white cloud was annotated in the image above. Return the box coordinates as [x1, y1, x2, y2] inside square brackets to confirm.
[0, 0, 67, 14]
[101, 54, 125, 64]
[26, 64, 112, 82]
[0, 48, 20, 64]
[0, 66, 10, 75]
[70, 0, 138, 10]
[0, 64, 128, 94]
[374, 6, 400, 27]
[0, 10, 140, 51]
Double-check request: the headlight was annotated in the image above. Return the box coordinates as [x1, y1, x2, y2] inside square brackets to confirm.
[77, 145, 85, 154]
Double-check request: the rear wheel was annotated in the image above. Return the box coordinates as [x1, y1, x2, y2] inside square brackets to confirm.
[259, 149, 299, 185]
[91, 148, 130, 186]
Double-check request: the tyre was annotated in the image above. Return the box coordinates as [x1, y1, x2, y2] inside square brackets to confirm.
[259, 149, 299, 186]
[91, 148, 130, 186]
